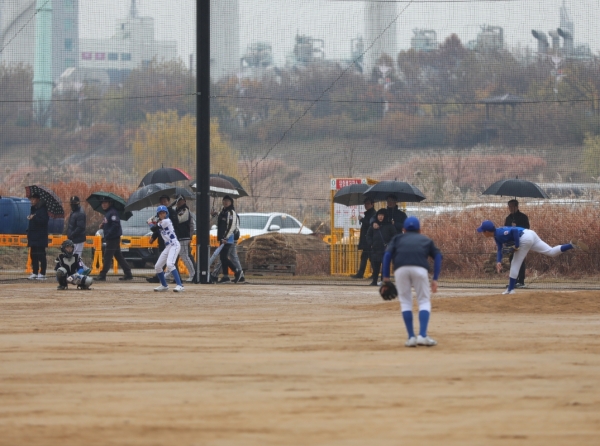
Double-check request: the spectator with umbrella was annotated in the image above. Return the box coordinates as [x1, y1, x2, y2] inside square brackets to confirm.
[96, 197, 133, 281]
[504, 199, 530, 288]
[366, 209, 397, 286]
[173, 195, 196, 282]
[26, 192, 49, 280]
[352, 197, 375, 279]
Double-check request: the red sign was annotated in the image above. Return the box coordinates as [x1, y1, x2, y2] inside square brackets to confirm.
[333, 178, 363, 190]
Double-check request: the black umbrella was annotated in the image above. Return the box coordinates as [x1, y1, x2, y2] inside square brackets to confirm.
[482, 179, 549, 199]
[333, 184, 370, 206]
[364, 181, 426, 202]
[210, 173, 249, 197]
[125, 183, 177, 212]
[25, 185, 65, 219]
[86, 191, 133, 221]
[190, 177, 240, 198]
[139, 167, 191, 187]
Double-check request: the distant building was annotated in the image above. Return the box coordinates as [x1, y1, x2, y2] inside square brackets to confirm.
[411, 29, 438, 52]
[79, 1, 177, 84]
[0, 0, 79, 83]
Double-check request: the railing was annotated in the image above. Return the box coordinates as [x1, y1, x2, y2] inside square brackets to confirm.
[0, 233, 250, 276]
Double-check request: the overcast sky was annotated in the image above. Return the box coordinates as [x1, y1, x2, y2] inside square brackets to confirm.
[79, 0, 599, 66]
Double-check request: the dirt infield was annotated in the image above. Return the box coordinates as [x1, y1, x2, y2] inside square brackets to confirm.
[1, 283, 599, 445]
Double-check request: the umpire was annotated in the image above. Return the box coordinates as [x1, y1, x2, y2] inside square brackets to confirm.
[504, 199, 529, 288]
[382, 216, 442, 348]
[352, 197, 375, 279]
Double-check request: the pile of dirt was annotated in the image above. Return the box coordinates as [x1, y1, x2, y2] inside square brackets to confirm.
[240, 233, 330, 276]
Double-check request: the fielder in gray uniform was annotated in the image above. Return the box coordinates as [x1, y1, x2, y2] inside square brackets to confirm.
[382, 216, 443, 348]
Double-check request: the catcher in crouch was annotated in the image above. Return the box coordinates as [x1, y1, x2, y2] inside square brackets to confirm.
[54, 239, 93, 290]
[152, 205, 184, 292]
[380, 216, 442, 348]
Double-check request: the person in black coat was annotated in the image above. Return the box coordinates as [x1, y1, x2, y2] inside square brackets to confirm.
[96, 197, 133, 281]
[504, 199, 530, 288]
[366, 208, 397, 286]
[383, 194, 408, 233]
[67, 196, 88, 267]
[352, 197, 376, 279]
[26, 193, 49, 280]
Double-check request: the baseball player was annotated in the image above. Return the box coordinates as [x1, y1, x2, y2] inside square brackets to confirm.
[382, 216, 442, 347]
[477, 220, 589, 295]
[54, 239, 93, 290]
[152, 205, 184, 292]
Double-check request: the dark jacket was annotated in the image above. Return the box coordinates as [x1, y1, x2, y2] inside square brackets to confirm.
[504, 211, 530, 229]
[27, 201, 49, 247]
[358, 207, 376, 250]
[386, 231, 442, 272]
[174, 204, 192, 241]
[101, 206, 123, 241]
[217, 205, 237, 241]
[384, 206, 407, 233]
[366, 220, 397, 262]
[67, 205, 87, 244]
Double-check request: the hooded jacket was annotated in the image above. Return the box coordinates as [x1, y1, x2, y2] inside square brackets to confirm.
[27, 200, 49, 247]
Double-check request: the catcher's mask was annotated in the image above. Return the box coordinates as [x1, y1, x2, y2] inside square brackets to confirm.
[61, 239, 75, 258]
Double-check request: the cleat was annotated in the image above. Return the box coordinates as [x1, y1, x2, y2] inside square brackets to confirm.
[417, 335, 437, 347]
[154, 285, 169, 292]
[502, 289, 516, 295]
[218, 277, 231, 284]
[36, 274, 47, 280]
[173, 285, 184, 292]
[27, 273, 38, 280]
[405, 337, 417, 347]
[571, 240, 590, 253]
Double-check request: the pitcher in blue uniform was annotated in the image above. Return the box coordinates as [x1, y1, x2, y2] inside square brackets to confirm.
[477, 220, 589, 295]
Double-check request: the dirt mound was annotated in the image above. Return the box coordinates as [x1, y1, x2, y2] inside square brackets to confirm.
[241, 233, 330, 276]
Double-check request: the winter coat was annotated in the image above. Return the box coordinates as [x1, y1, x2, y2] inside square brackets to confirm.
[101, 206, 123, 241]
[27, 201, 49, 248]
[174, 203, 192, 241]
[358, 207, 376, 250]
[217, 205, 238, 242]
[67, 205, 87, 244]
[384, 206, 407, 233]
[504, 211, 530, 229]
[366, 220, 397, 262]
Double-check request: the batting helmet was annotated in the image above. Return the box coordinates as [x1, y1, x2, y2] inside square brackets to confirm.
[156, 205, 169, 216]
[61, 239, 75, 258]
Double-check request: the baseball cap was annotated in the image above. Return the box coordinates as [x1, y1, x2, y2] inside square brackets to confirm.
[476, 220, 496, 233]
[403, 216, 420, 231]
[70, 196, 80, 203]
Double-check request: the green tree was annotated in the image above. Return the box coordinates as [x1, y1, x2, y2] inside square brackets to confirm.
[131, 110, 238, 177]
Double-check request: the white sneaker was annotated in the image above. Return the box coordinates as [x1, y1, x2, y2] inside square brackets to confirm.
[154, 285, 169, 292]
[571, 240, 590, 253]
[502, 289, 516, 295]
[405, 337, 417, 347]
[36, 274, 47, 280]
[173, 285, 184, 292]
[417, 335, 437, 347]
[27, 273, 38, 280]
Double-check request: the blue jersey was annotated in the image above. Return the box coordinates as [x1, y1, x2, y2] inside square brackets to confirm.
[494, 226, 525, 262]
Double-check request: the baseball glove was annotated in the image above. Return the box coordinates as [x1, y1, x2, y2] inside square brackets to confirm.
[379, 281, 398, 301]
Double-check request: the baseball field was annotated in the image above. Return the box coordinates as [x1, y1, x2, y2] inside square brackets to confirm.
[1, 281, 599, 445]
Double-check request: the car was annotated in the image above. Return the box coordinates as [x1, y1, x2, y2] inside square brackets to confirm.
[95, 207, 159, 269]
[210, 212, 313, 239]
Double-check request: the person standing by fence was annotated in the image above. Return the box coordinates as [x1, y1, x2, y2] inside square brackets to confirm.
[26, 193, 49, 280]
[504, 199, 529, 288]
[352, 197, 375, 279]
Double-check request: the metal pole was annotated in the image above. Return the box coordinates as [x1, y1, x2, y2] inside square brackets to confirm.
[196, 0, 210, 283]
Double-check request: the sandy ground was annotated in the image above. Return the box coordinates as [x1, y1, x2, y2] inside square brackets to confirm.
[1, 282, 599, 446]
